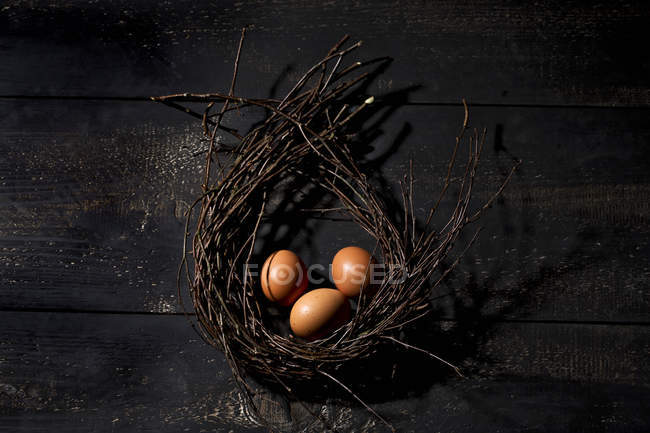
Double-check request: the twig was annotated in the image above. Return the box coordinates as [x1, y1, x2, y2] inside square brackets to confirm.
[317, 368, 395, 432]
[203, 27, 247, 190]
[382, 335, 465, 378]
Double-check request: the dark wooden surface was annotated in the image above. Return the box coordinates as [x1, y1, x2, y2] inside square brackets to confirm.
[1, 1, 649, 432]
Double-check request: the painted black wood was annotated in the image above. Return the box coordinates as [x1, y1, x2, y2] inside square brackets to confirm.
[2, 312, 648, 432]
[1, 1, 649, 432]
[0, 0, 649, 106]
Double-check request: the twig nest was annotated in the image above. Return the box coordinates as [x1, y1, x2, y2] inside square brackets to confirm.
[156, 31, 518, 431]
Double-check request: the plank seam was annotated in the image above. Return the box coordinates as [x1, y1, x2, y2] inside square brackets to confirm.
[1, 95, 649, 109]
[1, 306, 648, 326]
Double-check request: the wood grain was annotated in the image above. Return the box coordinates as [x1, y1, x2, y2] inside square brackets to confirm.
[1, 311, 648, 432]
[1, 0, 649, 106]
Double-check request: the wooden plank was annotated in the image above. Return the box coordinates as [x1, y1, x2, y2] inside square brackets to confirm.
[1, 99, 648, 323]
[0, 311, 267, 432]
[1, 312, 648, 432]
[1, 0, 649, 106]
[0, 100, 207, 313]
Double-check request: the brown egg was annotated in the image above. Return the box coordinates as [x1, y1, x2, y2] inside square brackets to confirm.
[331, 246, 376, 297]
[260, 250, 308, 306]
[290, 288, 351, 339]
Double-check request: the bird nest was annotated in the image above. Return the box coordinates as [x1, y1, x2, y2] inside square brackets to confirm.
[153, 31, 517, 430]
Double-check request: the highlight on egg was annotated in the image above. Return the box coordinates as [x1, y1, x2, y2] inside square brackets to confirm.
[331, 246, 376, 298]
[289, 288, 351, 340]
[260, 249, 308, 306]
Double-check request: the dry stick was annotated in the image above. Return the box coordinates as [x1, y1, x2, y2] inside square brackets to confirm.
[203, 27, 247, 190]
[202, 101, 215, 136]
[317, 368, 395, 432]
[154, 67, 370, 149]
[155, 92, 345, 163]
[466, 158, 521, 223]
[430, 227, 483, 303]
[331, 104, 349, 124]
[162, 54, 369, 133]
[241, 193, 266, 331]
[401, 176, 409, 246]
[176, 192, 220, 342]
[382, 335, 465, 378]
[384, 308, 431, 331]
[151, 98, 243, 140]
[418, 125, 475, 248]
[329, 55, 388, 83]
[194, 236, 250, 344]
[278, 39, 362, 109]
[314, 35, 349, 99]
[414, 99, 469, 252]
[191, 143, 236, 157]
[328, 94, 375, 130]
[320, 54, 343, 96]
[409, 160, 416, 247]
[206, 100, 279, 117]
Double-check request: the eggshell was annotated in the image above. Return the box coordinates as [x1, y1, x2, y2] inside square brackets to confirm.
[331, 246, 376, 297]
[290, 288, 351, 339]
[260, 250, 308, 306]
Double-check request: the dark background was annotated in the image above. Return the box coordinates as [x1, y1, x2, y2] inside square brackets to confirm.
[1, 1, 649, 432]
